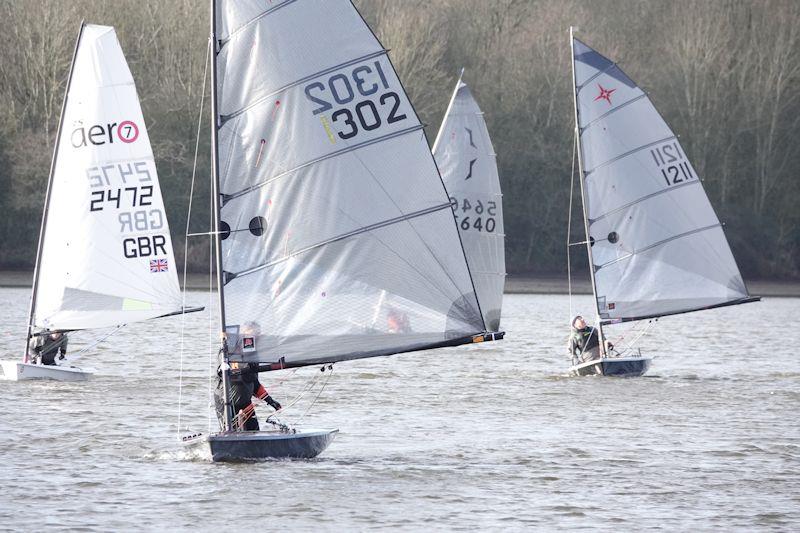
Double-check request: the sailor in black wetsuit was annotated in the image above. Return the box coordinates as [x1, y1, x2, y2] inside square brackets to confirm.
[30, 331, 68, 366]
[569, 315, 600, 364]
[214, 362, 282, 431]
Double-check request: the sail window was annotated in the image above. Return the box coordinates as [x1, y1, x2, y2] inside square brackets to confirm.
[248, 216, 266, 236]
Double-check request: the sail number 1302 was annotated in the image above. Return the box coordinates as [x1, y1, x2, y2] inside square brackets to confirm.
[304, 61, 407, 140]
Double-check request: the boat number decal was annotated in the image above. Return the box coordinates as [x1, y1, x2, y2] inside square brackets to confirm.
[449, 196, 498, 233]
[304, 60, 408, 141]
[649, 141, 695, 187]
[85, 160, 169, 260]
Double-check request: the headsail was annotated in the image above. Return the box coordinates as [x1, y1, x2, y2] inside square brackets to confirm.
[571, 37, 753, 323]
[213, 0, 489, 366]
[32, 25, 182, 331]
[433, 77, 505, 331]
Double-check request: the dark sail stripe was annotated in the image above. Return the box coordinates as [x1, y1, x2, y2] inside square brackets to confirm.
[226, 201, 454, 281]
[597, 223, 722, 270]
[584, 135, 676, 176]
[589, 179, 700, 224]
[221, 124, 424, 204]
[219, 49, 388, 125]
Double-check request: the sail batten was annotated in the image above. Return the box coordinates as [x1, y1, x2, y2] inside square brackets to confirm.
[433, 78, 505, 331]
[572, 36, 751, 322]
[215, 0, 487, 366]
[32, 24, 183, 332]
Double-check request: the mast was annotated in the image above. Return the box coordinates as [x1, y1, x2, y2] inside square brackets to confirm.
[209, 0, 232, 430]
[24, 21, 86, 363]
[569, 26, 606, 356]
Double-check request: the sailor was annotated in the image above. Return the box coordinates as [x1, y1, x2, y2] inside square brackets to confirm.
[214, 321, 282, 431]
[29, 331, 68, 366]
[569, 316, 600, 363]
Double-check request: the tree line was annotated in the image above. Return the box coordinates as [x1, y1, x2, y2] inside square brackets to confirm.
[0, 0, 798, 279]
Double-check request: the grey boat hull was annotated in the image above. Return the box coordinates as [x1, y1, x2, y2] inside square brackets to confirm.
[570, 356, 651, 377]
[186, 429, 338, 462]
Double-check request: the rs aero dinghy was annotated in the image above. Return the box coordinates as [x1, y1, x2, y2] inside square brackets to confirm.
[565, 27, 758, 377]
[182, 0, 502, 462]
[0, 24, 199, 382]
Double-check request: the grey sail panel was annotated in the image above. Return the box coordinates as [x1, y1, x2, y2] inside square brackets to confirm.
[572, 38, 749, 321]
[215, 0, 486, 365]
[433, 79, 505, 331]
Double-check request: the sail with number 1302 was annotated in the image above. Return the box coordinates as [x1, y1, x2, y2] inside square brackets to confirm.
[183, 0, 503, 461]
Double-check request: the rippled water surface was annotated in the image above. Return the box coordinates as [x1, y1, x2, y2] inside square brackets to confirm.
[1, 288, 798, 530]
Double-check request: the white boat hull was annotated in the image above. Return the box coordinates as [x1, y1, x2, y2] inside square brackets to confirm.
[0, 360, 94, 381]
[569, 356, 652, 377]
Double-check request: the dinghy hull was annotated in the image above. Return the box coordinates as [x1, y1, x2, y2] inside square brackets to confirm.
[0, 360, 93, 381]
[570, 356, 651, 377]
[186, 429, 338, 462]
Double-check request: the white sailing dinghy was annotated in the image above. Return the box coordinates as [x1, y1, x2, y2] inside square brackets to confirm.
[433, 73, 505, 331]
[566, 28, 759, 377]
[184, 0, 502, 462]
[0, 24, 192, 382]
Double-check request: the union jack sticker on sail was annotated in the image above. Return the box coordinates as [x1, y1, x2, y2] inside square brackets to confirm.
[150, 258, 169, 273]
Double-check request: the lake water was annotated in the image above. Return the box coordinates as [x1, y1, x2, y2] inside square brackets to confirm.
[0, 288, 798, 530]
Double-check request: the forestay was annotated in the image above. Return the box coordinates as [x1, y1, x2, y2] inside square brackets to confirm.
[214, 0, 487, 366]
[572, 37, 751, 322]
[34, 25, 182, 331]
[433, 78, 505, 331]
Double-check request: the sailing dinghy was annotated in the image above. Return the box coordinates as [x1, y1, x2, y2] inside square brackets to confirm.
[0, 24, 193, 382]
[566, 28, 759, 377]
[183, 0, 502, 462]
[433, 73, 505, 331]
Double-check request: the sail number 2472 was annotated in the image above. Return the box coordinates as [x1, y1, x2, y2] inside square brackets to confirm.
[304, 60, 407, 140]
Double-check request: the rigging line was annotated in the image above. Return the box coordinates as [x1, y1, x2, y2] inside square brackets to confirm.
[294, 365, 334, 425]
[227, 201, 453, 280]
[567, 132, 577, 321]
[221, 125, 424, 203]
[178, 38, 210, 440]
[72, 324, 125, 360]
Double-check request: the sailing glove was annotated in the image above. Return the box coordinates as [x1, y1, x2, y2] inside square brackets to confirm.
[265, 396, 282, 411]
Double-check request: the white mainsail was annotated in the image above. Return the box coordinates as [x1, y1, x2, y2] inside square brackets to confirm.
[572, 37, 753, 323]
[32, 25, 182, 331]
[213, 0, 490, 367]
[433, 77, 505, 331]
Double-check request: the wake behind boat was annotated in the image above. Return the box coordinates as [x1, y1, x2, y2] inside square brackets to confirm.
[564, 27, 758, 377]
[1, 24, 197, 382]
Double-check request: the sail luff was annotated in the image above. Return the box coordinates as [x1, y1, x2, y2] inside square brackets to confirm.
[210, 0, 232, 432]
[24, 21, 86, 363]
[569, 27, 607, 352]
[431, 69, 464, 153]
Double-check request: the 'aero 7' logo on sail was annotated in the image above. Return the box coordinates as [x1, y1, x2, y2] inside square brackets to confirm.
[70, 120, 139, 148]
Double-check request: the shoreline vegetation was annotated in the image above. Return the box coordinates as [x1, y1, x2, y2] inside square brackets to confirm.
[2, 271, 798, 297]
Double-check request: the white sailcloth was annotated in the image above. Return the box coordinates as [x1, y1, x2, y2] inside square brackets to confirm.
[572, 37, 750, 322]
[34, 25, 182, 331]
[433, 78, 505, 331]
[214, 0, 487, 365]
